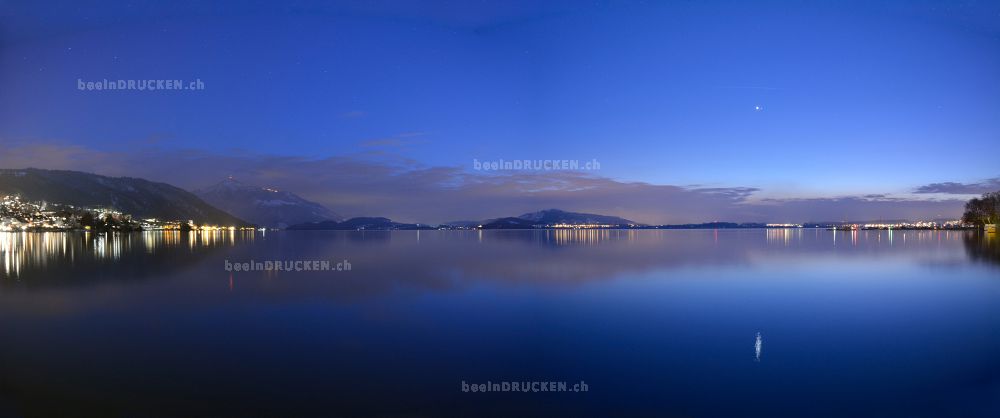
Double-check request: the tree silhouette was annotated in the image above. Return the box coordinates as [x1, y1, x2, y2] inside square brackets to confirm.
[962, 191, 1000, 226]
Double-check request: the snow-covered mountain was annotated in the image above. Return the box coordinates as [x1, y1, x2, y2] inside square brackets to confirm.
[194, 177, 341, 228]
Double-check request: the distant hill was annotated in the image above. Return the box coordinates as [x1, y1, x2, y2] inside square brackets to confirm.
[195, 178, 341, 229]
[469, 209, 637, 229]
[0, 168, 246, 225]
[517, 209, 636, 226]
[287, 217, 434, 230]
[477, 217, 538, 229]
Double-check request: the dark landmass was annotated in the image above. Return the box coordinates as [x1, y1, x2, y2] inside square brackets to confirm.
[517, 209, 636, 226]
[449, 209, 638, 229]
[477, 217, 540, 230]
[0, 168, 246, 225]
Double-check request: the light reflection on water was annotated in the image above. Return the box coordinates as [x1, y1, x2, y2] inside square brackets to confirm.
[755, 332, 763, 362]
[1, 229, 995, 281]
[0, 229, 997, 416]
[0, 230, 256, 279]
[2, 228, 994, 287]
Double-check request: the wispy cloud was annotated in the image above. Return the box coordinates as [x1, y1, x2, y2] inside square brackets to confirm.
[914, 177, 1000, 194]
[0, 142, 967, 224]
[688, 187, 760, 200]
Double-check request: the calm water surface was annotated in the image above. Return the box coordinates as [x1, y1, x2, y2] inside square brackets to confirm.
[1, 229, 998, 417]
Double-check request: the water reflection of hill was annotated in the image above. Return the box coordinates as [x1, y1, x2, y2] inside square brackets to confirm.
[0, 230, 983, 297]
[963, 232, 1000, 267]
[205, 229, 977, 304]
[482, 229, 642, 247]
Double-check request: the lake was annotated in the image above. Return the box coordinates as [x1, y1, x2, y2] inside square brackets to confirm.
[1, 229, 998, 417]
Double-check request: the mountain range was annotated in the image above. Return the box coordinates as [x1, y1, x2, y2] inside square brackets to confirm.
[288, 209, 638, 230]
[0, 169, 948, 229]
[517, 209, 635, 226]
[473, 209, 636, 229]
[0, 168, 245, 225]
[194, 177, 341, 228]
[0, 169, 662, 230]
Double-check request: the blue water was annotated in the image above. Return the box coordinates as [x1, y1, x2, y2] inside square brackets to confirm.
[0, 229, 998, 416]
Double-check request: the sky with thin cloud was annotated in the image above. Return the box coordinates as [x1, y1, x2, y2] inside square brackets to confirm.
[0, 142, 969, 224]
[1, 0, 997, 223]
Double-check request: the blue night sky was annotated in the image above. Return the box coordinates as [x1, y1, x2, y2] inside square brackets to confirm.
[1, 0, 998, 223]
